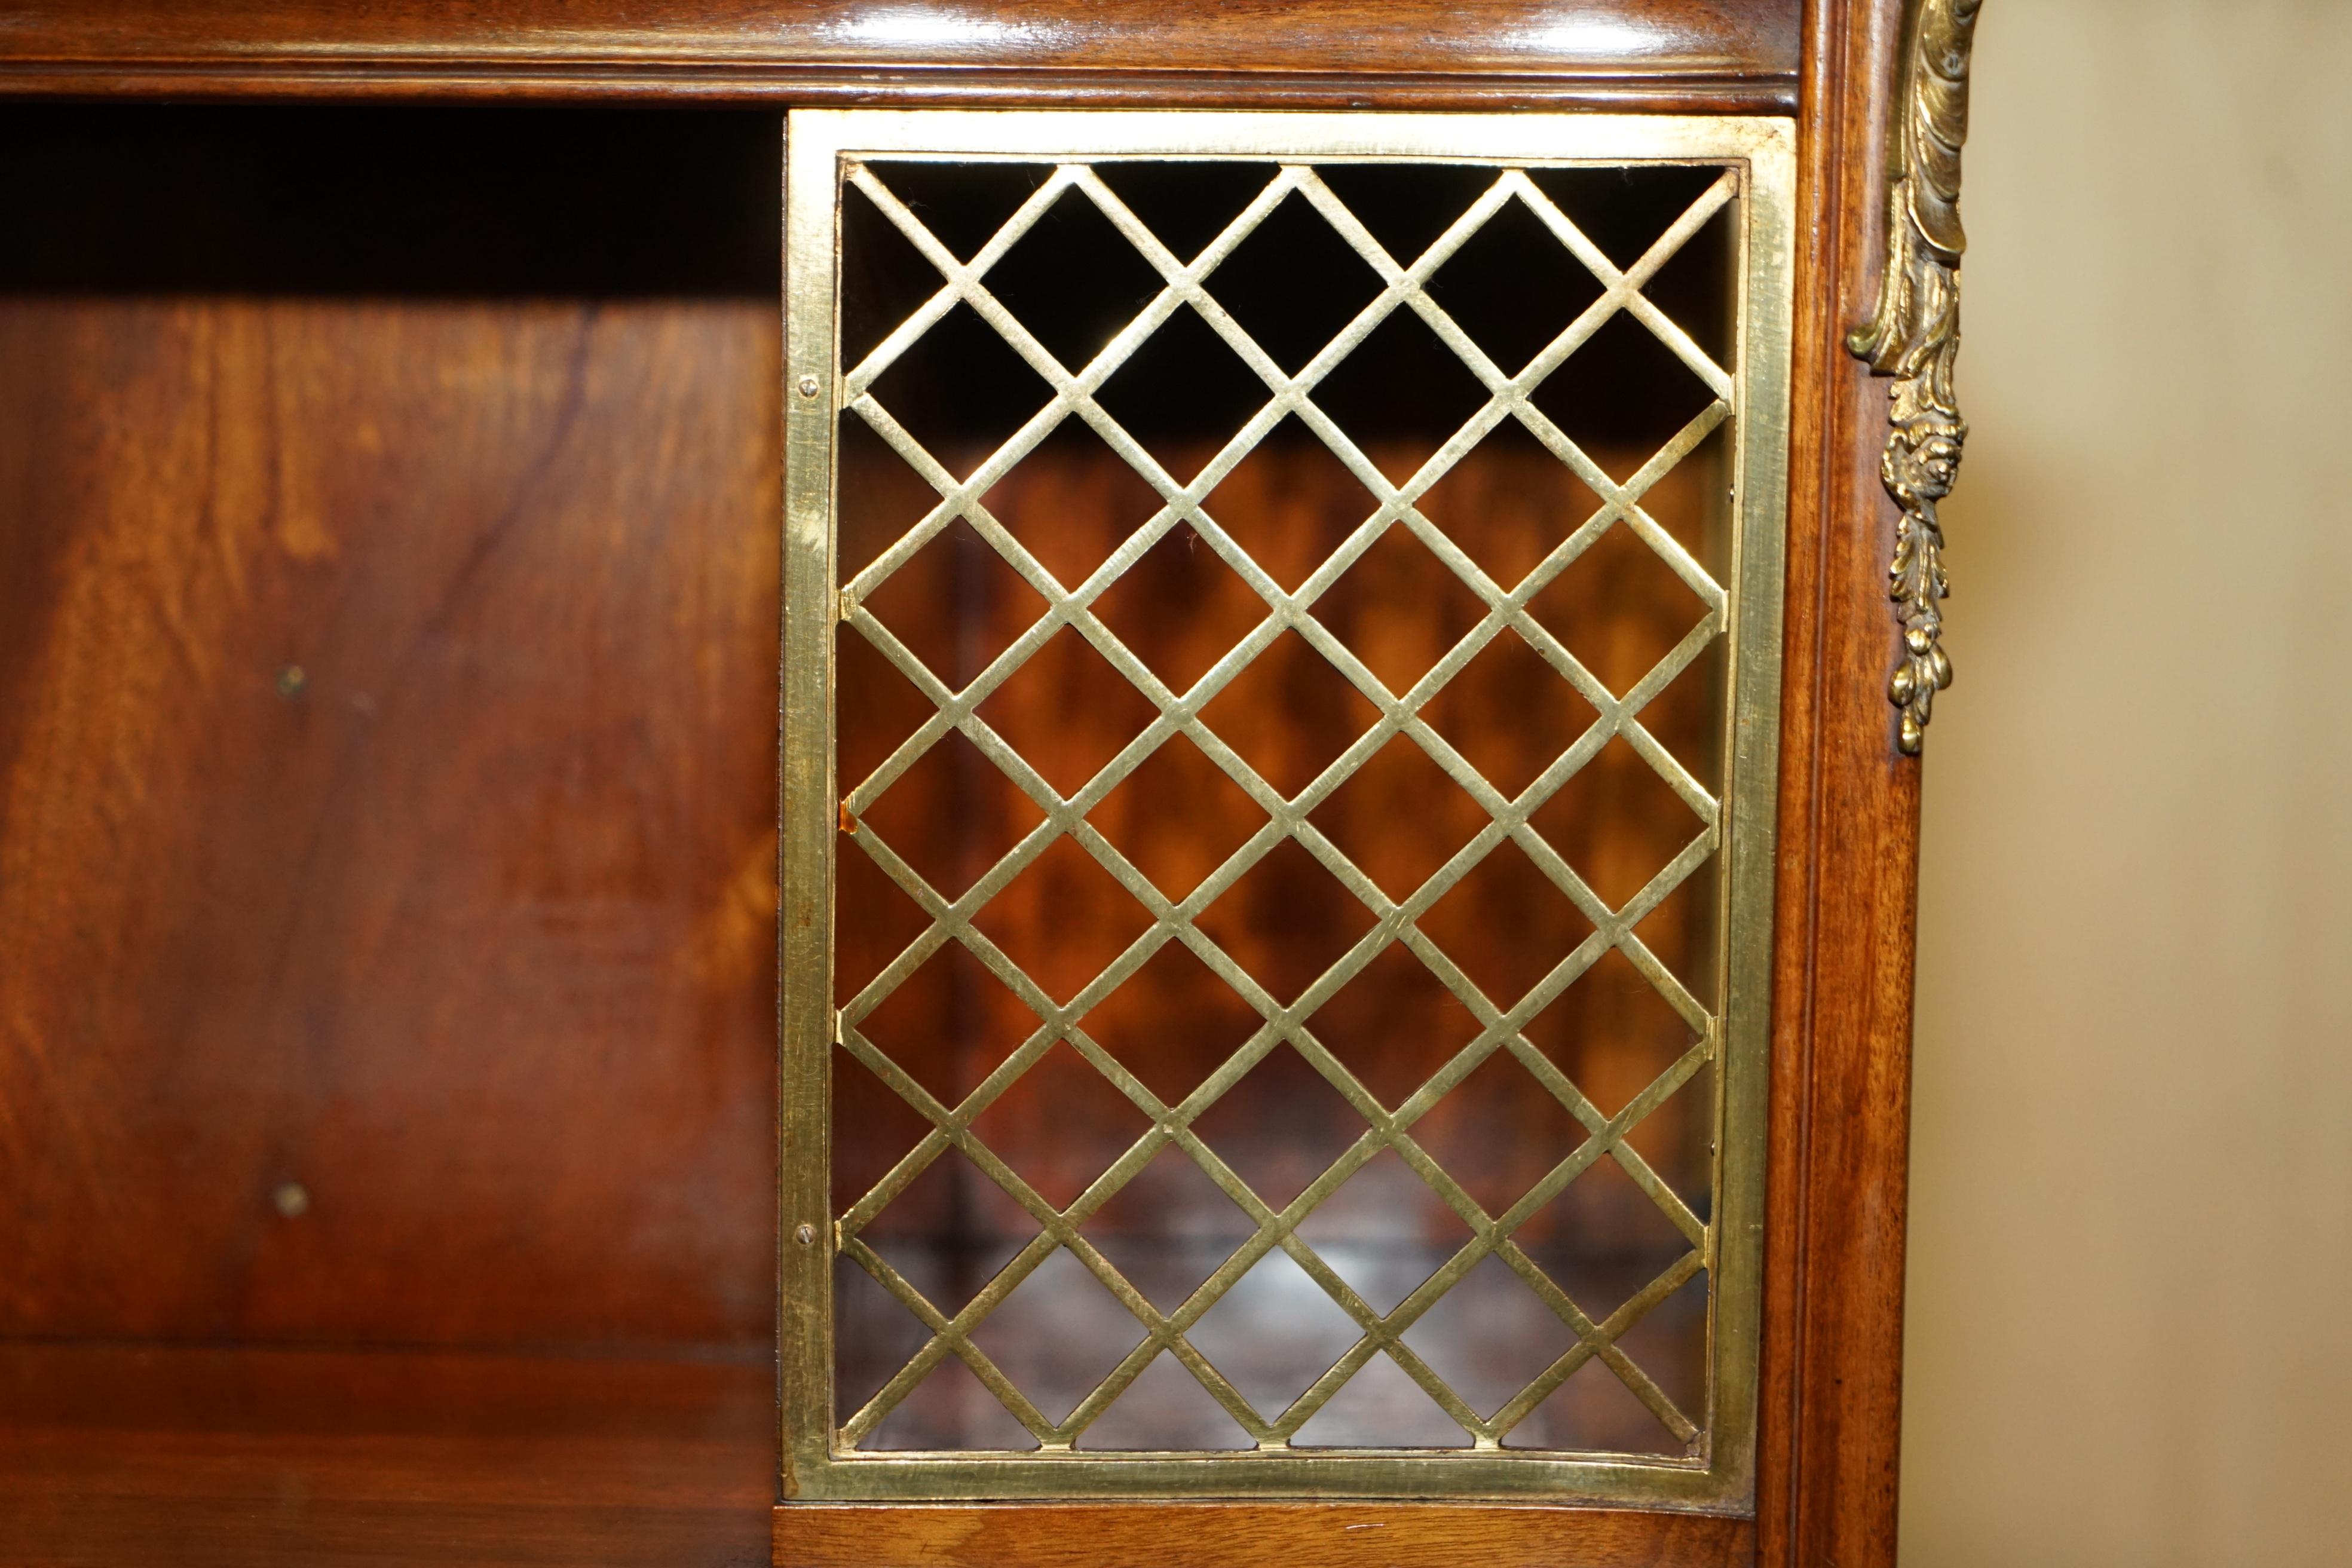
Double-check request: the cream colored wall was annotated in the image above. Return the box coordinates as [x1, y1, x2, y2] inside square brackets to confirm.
[1898, 4, 2352, 1564]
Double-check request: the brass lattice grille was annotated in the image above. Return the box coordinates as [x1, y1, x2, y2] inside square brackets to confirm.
[782, 109, 1793, 1508]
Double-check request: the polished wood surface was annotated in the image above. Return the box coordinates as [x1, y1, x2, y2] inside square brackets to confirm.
[774, 1501, 1750, 1568]
[0, 1343, 773, 1567]
[0, 0, 1798, 109]
[1754, 2, 1922, 1567]
[0, 107, 782, 1348]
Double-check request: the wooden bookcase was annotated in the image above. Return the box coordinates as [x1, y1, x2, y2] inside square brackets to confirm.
[0, 4, 1974, 1565]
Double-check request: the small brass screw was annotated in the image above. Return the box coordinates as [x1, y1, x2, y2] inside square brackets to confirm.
[797, 375, 821, 399]
[272, 1181, 311, 1218]
[275, 665, 308, 699]
[794, 1223, 819, 1247]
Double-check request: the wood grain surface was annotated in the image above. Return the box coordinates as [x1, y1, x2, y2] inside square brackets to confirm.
[1754, 3, 1922, 1567]
[0, 107, 783, 1349]
[775, 1500, 1751, 1568]
[0, 1342, 774, 1567]
[0, 0, 1799, 110]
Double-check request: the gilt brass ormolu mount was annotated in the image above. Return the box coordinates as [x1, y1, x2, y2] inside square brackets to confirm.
[1850, 0, 1981, 755]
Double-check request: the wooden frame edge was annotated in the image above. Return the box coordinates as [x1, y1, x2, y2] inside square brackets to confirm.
[773, 1503, 1755, 1567]
[0, 62, 1796, 113]
[1755, 2, 1922, 1567]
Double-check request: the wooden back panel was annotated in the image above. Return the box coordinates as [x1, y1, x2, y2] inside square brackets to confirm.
[0, 106, 782, 1350]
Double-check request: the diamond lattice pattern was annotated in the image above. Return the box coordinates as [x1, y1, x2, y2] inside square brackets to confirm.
[832, 156, 1737, 1457]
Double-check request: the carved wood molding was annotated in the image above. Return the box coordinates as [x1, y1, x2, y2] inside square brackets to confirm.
[1848, 0, 1981, 755]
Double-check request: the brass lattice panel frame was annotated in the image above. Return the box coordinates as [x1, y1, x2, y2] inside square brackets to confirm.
[782, 108, 1794, 1509]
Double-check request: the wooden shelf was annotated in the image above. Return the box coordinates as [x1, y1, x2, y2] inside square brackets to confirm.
[0, 1343, 774, 1567]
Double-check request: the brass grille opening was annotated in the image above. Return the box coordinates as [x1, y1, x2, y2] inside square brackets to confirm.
[784, 109, 1793, 1508]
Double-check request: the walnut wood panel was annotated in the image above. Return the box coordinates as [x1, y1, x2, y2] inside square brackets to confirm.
[0, 0, 1798, 110]
[0, 1342, 773, 1566]
[1754, 4, 1921, 1568]
[774, 1502, 1751, 1568]
[0, 106, 782, 1348]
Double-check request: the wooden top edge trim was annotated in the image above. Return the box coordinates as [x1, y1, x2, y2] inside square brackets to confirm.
[0, 1, 1799, 105]
[0, 61, 1798, 111]
[0, 3, 1800, 75]
[0, 62, 1797, 110]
